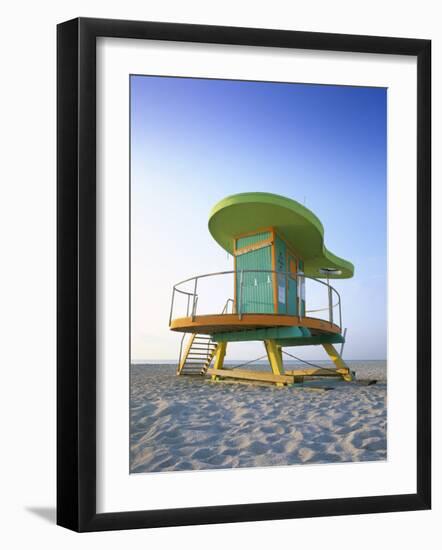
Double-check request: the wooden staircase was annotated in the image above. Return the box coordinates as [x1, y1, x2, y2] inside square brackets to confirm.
[177, 334, 219, 376]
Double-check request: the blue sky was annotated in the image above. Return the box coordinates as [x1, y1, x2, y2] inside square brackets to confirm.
[131, 75, 386, 361]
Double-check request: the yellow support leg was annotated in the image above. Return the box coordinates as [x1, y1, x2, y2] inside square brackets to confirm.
[211, 341, 227, 381]
[264, 339, 285, 387]
[322, 343, 352, 381]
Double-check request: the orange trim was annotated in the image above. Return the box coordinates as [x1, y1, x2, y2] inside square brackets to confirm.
[287, 251, 298, 282]
[234, 237, 273, 256]
[234, 228, 303, 264]
[234, 226, 274, 241]
[170, 313, 341, 335]
[234, 228, 274, 256]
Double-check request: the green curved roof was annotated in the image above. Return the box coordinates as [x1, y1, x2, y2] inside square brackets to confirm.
[208, 192, 354, 279]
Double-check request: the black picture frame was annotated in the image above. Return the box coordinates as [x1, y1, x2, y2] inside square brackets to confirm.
[57, 17, 431, 532]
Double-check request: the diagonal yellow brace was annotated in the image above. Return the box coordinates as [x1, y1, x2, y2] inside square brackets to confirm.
[264, 339, 285, 386]
[211, 341, 227, 381]
[322, 343, 352, 381]
[177, 333, 197, 375]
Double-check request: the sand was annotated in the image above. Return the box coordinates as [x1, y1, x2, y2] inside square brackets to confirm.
[130, 361, 386, 473]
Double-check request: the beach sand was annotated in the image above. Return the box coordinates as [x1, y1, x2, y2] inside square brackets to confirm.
[130, 361, 386, 473]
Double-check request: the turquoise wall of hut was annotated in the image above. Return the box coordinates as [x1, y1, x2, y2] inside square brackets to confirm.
[233, 229, 306, 316]
[236, 245, 274, 313]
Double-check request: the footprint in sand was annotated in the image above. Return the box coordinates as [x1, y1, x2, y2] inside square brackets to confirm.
[247, 441, 269, 455]
[351, 429, 385, 450]
[191, 448, 213, 460]
[298, 447, 315, 462]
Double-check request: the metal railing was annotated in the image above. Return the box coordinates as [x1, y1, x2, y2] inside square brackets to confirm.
[169, 270, 343, 330]
[221, 298, 236, 314]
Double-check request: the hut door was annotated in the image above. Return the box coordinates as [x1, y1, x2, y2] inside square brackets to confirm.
[236, 246, 274, 314]
[287, 254, 298, 315]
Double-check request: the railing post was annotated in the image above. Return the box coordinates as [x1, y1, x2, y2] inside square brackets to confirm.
[239, 270, 244, 320]
[338, 291, 342, 329]
[169, 288, 175, 326]
[285, 272, 288, 314]
[328, 283, 333, 325]
[297, 274, 301, 320]
[191, 277, 198, 321]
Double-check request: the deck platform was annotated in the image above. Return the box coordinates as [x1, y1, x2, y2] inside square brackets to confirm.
[170, 313, 341, 335]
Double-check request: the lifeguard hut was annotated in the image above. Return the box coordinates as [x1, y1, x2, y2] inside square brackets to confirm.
[169, 192, 354, 386]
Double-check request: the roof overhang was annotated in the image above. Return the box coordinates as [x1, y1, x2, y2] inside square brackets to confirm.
[208, 192, 354, 279]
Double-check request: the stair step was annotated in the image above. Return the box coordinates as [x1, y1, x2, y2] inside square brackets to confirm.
[177, 334, 219, 377]
[181, 369, 203, 374]
[194, 343, 214, 347]
[183, 373, 205, 376]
